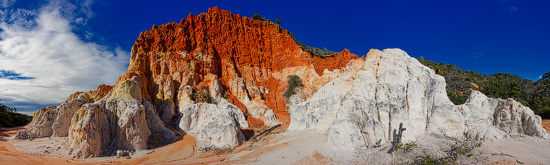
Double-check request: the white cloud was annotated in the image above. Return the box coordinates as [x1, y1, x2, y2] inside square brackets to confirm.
[1, 0, 16, 8]
[0, 0, 129, 113]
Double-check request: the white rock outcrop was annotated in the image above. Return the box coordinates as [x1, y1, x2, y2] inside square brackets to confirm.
[16, 97, 87, 139]
[460, 90, 548, 139]
[177, 99, 249, 150]
[67, 78, 151, 158]
[288, 48, 548, 150]
[19, 73, 249, 157]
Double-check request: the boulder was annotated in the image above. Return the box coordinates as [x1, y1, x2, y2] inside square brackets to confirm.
[177, 99, 248, 150]
[460, 91, 548, 139]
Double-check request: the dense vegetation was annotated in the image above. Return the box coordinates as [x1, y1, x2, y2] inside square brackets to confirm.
[0, 99, 32, 127]
[417, 57, 550, 118]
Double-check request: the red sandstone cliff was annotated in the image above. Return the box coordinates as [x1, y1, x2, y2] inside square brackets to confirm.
[111, 7, 361, 128]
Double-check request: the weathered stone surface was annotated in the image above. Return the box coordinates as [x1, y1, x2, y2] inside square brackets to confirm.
[177, 99, 248, 150]
[52, 98, 88, 137]
[17, 106, 56, 139]
[67, 78, 151, 158]
[143, 99, 177, 147]
[18, 84, 115, 139]
[117, 7, 361, 128]
[460, 91, 549, 139]
[16, 97, 87, 139]
[67, 101, 108, 158]
[288, 48, 548, 150]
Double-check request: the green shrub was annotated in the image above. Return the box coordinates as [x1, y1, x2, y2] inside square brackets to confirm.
[300, 46, 337, 57]
[373, 139, 382, 148]
[283, 75, 303, 98]
[413, 138, 482, 164]
[447, 90, 468, 105]
[414, 154, 453, 165]
[251, 13, 271, 23]
[400, 142, 418, 153]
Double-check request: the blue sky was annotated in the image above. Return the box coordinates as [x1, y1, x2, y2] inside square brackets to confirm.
[1, 0, 549, 114]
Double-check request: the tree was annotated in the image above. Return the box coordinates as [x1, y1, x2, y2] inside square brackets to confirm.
[542, 72, 550, 80]
[251, 14, 265, 21]
[0, 99, 32, 127]
[0, 99, 15, 112]
[276, 18, 282, 25]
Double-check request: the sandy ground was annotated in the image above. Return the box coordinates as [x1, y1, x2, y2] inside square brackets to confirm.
[2, 125, 550, 164]
[0, 127, 88, 164]
[0, 127, 196, 165]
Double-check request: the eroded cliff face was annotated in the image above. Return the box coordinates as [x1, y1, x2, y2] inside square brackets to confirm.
[17, 7, 547, 158]
[116, 6, 361, 127]
[17, 7, 361, 157]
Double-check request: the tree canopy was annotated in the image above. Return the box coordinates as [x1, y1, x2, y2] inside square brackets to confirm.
[0, 99, 32, 127]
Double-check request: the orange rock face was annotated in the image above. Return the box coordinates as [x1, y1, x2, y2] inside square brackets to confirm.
[117, 7, 361, 128]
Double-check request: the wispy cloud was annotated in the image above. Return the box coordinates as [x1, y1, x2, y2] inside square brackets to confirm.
[497, 0, 520, 14]
[472, 47, 484, 59]
[0, 0, 129, 114]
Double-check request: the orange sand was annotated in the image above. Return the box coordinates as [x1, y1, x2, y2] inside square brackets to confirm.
[0, 127, 88, 164]
[543, 119, 550, 133]
[122, 135, 195, 164]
